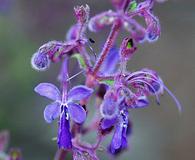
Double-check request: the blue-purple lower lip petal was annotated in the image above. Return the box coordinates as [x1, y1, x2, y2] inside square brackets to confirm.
[44, 102, 60, 123]
[111, 124, 123, 150]
[34, 83, 61, 101]
[57, 111, 72, 149]
[67, 102, 86, 124]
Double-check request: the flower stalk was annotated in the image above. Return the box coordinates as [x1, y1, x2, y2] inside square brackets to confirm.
[31, 0, 181, 159]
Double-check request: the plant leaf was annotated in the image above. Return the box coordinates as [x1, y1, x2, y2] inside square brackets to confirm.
[72, 54, 86, 69]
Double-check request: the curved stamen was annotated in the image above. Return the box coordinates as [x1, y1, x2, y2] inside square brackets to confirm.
[128, 76, 182, 112]
[128, 79, 160, 104]
[163, 85, 182, 113]
[126, 70, 158, 81]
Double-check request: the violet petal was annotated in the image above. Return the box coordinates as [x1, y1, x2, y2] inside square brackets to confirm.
[57, 111, 72, 149]
[100, 97, 118, 119]
[34, 83, 61, 101]
[111, 124, 123, 151]
[101, 118, 117, 130]
[100, 46, 119, 75]
[121, 124, 128, 149]
[68, 85, 93, 101]
[44, 102, 60, 123]
[67, 102, 86, 124]
[66, 24, 79, 41]
[135, 96, 149, 108]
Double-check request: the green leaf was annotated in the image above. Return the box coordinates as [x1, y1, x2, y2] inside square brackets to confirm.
[127, 41, 132, 49]
[72, 53, 87, 69]
[100, 79, 114, 86]
[129, 1, 137, 11]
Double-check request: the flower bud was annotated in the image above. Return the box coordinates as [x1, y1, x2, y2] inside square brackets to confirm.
[146, 22, 160, 42]
[120, 37, 137, 61]
[31, 52, 50, 71]
[123, 20, 146, 43]
[66, 24, 79, 41]
[88, 10, 115, 32]
[144, 12, 161, 42]
[74, 4, 90, 24]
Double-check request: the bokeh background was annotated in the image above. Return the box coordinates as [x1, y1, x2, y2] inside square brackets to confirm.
[0, 0, 195, 159]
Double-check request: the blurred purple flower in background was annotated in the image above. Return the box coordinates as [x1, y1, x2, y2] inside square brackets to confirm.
[0, 0, 12, 12]
[0, 131, 22, 160]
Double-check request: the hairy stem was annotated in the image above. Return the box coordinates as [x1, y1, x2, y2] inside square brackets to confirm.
[93, 20, 121, 75]
[59, 57, 69, 103]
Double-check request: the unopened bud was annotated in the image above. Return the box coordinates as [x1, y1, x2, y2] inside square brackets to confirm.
[74, 4, 90, 24]
[31, 52, 50, 71]
[120, 37, 137, 61]
[146, 22, 160, 42]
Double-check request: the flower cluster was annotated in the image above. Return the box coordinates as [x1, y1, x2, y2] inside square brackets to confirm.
[31, 0, 181, 159]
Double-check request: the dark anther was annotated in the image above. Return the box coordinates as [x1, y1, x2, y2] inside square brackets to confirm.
[81, 104, 87, 110]
[89, 38, 95, 44]
[97, 84, 107, 99]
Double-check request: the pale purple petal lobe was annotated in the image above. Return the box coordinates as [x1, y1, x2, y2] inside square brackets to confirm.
[34, 83, 61, 101]
[44, 102, 60, 123]
[68, 85, 93, 101]
[67, 102, 86, 124]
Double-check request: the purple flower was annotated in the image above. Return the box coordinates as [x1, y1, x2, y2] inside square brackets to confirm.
[119, 37, 137, 61]
[34, 83, 93, 149]
[88, 0, 160, 43]
[31, 40, 78, 67]
[123, 68, 182, 111]
[99, 67, 181, 155]
[99, 90, 146, 155]
[100, 94, 131, 154]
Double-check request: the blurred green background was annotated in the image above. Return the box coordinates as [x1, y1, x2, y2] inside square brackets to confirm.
[0, 0, 195, 159]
